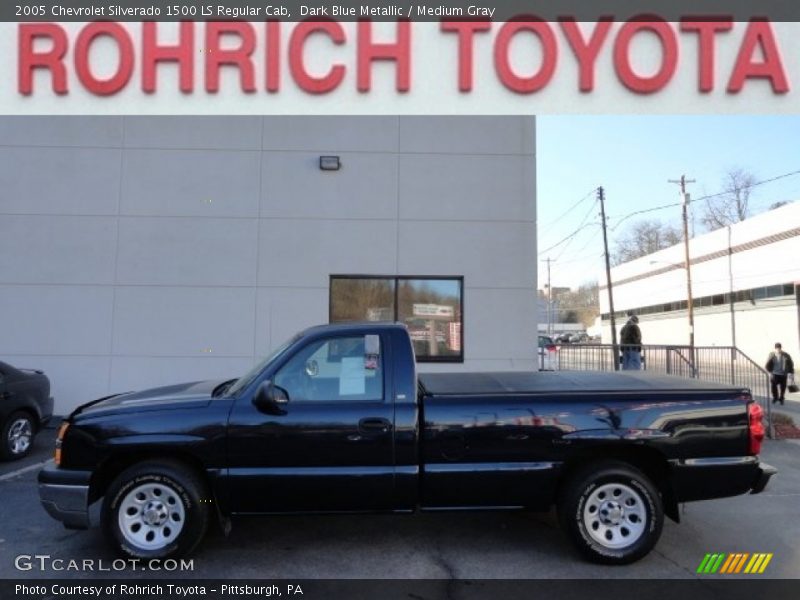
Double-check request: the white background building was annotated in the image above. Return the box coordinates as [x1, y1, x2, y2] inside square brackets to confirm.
[600, 202, 800, 364]
[0, 116, 537, 414]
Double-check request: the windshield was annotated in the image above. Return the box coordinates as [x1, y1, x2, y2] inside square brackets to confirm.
[226, 334, 299, 396]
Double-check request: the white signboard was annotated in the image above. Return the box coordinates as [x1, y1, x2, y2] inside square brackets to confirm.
[3, 20, 800, 114]
[412, 304, 454, 318]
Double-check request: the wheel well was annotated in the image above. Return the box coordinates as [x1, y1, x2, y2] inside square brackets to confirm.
[7, 407, 39, 432]
[89, 451, 210, 504]
[557, 445, 680, 522]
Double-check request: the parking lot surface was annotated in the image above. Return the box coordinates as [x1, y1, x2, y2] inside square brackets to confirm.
[1, 427, 799, 580]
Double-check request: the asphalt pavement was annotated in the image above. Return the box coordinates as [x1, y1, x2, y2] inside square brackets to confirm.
[0, 426, 798, 580]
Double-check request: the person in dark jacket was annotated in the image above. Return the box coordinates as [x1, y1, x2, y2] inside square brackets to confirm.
[620, 314, 642, 370]
[766, 342, 794, 405]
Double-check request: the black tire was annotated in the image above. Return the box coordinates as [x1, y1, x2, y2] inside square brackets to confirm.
[101, 460, 210, 559]
[1, 411, 35, 461]
[558, 460, 664, 565]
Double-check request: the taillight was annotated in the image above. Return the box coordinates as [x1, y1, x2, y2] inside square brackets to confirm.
[546, 345, 557, 353]
[54, 421, 70, 466]
[748, 402, 764, 455]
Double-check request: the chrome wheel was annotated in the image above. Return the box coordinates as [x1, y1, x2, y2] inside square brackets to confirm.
[118, 482, 186, 551]
[583, 483, 647, 550]
[8, 418, 32, 455]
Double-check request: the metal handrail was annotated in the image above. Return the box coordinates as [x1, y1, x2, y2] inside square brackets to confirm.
[554, 343, 774, 437]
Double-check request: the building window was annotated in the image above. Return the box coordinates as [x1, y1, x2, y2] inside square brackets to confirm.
[330, 277, 396, 323]
[330, 276, 464, 363]
[600, 282, 796, 321]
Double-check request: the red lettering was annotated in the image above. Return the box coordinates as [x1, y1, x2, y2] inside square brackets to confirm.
[614, 17, 678, 94]
[288, 19, 346, 94]
[205, 22, 256, 93]
[728, 19, 789, 94]
[75, 22, 134, 96]
[440, 20, 491, 92]
[142, 21, 194, 94]
[357, 20, 411, 92]
[266, 20, 280, 93]
[18, 23, 68, 95]
[560, 18, 613, 92]
[680, 18, 733, 93]
[494, 17, 557, 94]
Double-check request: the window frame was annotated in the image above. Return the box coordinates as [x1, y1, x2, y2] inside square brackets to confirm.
[273, 333, 387, 404]
[329, 274, 465, 364]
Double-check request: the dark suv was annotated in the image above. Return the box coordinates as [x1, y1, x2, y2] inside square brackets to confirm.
[0, 361, 53, 460]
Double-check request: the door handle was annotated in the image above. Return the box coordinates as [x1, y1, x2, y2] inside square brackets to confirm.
[358, 417, 392, 435]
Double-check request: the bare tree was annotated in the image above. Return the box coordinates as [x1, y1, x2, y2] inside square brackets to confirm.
[701, 168, 756, 231]
[612, 220, 682, 265]
[557, 283, 600, 327]
[769, 200, 789, 211]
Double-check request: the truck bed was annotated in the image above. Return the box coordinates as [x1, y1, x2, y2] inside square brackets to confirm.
[419, 370, 748, 396]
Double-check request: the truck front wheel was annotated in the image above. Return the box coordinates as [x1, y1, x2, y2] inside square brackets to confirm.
[558, 461, 664, 565]
[101, 460, 210, 559]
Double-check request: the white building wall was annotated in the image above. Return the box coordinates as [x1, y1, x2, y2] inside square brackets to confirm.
[600, 202, 800, 364]
[0, 116, 537, 414]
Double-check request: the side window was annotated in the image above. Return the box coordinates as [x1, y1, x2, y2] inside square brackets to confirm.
[274, 335, 383, 402]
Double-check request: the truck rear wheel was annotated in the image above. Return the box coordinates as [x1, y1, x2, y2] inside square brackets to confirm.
[101, 460, 209, 559]
[558, 460, 663, 565]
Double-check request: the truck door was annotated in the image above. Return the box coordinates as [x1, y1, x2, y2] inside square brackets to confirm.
[226, 333, 396, 513]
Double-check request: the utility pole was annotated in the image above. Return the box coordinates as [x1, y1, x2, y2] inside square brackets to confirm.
[546, 257, 552, 336]
[598, 186, 619, 371]
[727, 225, 737, 349]
[727, 225, 737, 385]
[669, 174, 697, 376]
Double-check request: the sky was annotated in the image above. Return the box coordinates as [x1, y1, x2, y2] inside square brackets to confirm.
[536, 116, 800, 290]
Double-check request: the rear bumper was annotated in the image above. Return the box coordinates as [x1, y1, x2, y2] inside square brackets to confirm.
[38, 467, 92, 530]
[751, 462, 777, 494]
[669, 456, 776, 502]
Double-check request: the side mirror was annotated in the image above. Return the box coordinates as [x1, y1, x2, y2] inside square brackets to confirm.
[253, 381, 289, 415]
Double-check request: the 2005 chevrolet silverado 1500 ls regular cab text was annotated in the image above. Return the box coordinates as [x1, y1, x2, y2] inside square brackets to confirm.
[39, 322, 775, 564]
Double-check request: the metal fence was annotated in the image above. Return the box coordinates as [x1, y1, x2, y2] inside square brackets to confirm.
[553, 344, 774, 436]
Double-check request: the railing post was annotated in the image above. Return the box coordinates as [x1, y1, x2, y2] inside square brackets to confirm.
[666, 348, 672, 375]
[765, 371, 774, 439]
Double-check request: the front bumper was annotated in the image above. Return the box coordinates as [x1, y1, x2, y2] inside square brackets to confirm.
[38, 467, 92, 530]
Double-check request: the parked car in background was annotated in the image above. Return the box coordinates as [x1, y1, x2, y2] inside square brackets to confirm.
[538, 335, 558, 370]
[0, 361, 53, 460]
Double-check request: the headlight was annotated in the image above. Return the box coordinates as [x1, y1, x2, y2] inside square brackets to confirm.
[54, 421, 70, 466]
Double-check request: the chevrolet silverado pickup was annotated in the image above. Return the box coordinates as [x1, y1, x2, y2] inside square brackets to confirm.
[39, 322, 775, 564]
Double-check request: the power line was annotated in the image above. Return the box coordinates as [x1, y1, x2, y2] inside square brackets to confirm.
[551, 250, 605, 265]
[539, 222, 599, 255]
[609, 201, 684, 232]
[608, 168, 800, 232]
[540, 188, 597, 230]
[554, 201, 601, 261]
[540, 199, 599, 255]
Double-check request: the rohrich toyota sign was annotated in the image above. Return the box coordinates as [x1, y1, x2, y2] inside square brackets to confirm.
[5, 19, 800, 113]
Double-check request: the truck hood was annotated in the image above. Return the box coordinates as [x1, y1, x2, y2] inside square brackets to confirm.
[71, 379, 229, 420]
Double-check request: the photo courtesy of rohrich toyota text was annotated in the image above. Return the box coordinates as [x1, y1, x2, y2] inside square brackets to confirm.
[0, 1, 799, 599]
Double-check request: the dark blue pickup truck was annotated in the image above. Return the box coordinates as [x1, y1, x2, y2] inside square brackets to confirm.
[39, 322, 774, 564]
